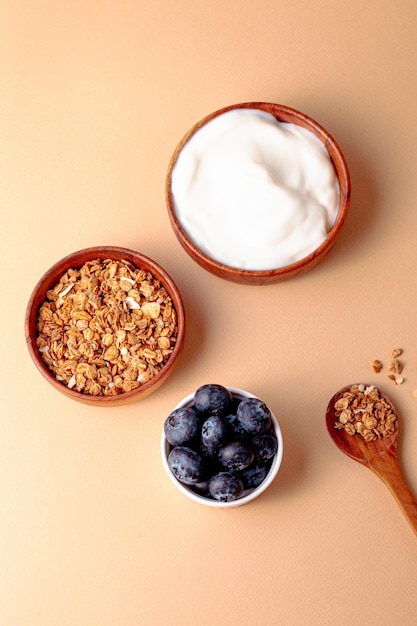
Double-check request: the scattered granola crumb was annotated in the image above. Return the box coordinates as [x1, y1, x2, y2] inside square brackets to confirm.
[389, 358, 403, 375]
[388, 374, 404, 385]
[371, 349, 405, 380]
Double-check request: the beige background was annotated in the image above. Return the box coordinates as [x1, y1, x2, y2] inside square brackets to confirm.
[1, 1, 417, 624]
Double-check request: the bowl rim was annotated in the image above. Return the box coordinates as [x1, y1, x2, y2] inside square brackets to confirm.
[160, 386, 283, 508]
[165, 101, 351, 284]
[25, 245, 186, 404]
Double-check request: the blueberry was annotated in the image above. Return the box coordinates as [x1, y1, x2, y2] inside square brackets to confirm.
[201, 415, 228, 454]
[194, 384, 232, 416]
[223, 411, 238, 429]
[251, 433, 278, 462]
[237, 398, 272, 434]
[218, 441, 254, 472]
[192, 480, 210, 497]
[164, 407, 200, 446]
[165, 387, 277, 502]
[198, 447, 222, 482]
[208, 472, 244, 502]
[223, 411, 249, 442]
[238, 463, 269, 489]
[168, 446, 203, 484]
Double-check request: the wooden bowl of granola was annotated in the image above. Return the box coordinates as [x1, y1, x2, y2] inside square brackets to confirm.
[166, 102, 351, 285]
[25, 246, 185, 405]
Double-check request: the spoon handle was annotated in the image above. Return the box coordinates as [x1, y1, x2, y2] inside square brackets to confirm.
[369, 455, 417, 537]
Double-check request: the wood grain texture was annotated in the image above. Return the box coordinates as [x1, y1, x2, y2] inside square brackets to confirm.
[326, 385, 417, 538]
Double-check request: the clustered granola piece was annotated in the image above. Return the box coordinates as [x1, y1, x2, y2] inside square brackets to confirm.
[333, 384, 397, 442]
[36, 258, 178, 395]
[389, 358, 403, 375]
[371, 360, 382, 373]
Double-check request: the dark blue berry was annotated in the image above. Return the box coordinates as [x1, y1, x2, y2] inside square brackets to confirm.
[218, 441, 254, 472]
[164, 407, 200, 446]
[166, 387, 277, 502]
[208, 472, 243, 502]
[201, 415, 228, 454]
[238, 463, 269, 489]
[168, 446, 203, 484]
[237, 398, 271, 434]
[194, 384, 232, 416]
[192, 480, 210, 497]
[251, 433, 278, 462]
[223, 411, 250, 442]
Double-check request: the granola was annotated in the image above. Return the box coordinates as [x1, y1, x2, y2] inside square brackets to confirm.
[371, 348, 406, 385]
[371, 359, 383, 373]
[333, 384, 397, 441]
[36, 258, 178, 396]
[389, 358, 403, 375]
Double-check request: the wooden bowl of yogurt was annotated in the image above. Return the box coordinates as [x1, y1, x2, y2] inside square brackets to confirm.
[165, 102, 350, 285]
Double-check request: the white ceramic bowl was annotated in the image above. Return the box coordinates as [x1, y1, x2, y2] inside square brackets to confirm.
[161, 387, 283, 508]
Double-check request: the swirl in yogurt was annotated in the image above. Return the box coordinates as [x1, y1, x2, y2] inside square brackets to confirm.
[171, 109, 339, 270]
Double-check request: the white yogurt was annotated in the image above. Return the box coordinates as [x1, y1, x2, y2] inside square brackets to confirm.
[171, 109, 340, 270]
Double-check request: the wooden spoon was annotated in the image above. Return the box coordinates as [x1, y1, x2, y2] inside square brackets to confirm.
[326, 384, 417, 537]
